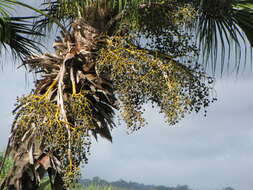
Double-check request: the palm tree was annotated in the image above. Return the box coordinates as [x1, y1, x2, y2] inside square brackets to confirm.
[0, 0, 252, 189]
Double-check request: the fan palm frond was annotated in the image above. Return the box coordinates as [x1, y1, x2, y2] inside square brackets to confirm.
[0, 16, 43, 60]
[233, 5, 253, 47]
[0, 0, 45, 61]
[191, 0, 253, 74]
[0, 0, 67, 61]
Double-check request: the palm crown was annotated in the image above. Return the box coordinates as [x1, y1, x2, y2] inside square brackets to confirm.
[0, 0, 252, 190]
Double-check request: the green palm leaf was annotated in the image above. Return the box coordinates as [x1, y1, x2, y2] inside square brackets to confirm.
[0, 16, 43, 60]
[0, 0, 44, 60]
[234, 6, 253, 47]
[192, 0, 253, 74]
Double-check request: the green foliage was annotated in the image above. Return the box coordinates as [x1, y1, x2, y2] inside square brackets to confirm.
[190, 0, 253, 73]
[0, 1, 43, 60]
[83, 184, 112, 190]
[0, 152, 12, 184]
[80, 177, 194, 190]
[38, 178, 112, 190]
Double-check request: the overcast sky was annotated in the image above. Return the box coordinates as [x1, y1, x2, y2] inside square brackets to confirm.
[1, 2, 253, 190]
